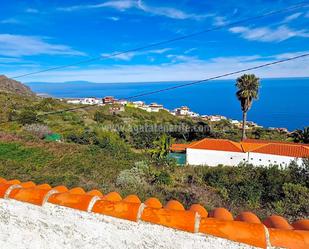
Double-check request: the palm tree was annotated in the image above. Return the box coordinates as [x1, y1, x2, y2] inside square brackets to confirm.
[236, 74, 260, 140]
[290, 127, 309, 144]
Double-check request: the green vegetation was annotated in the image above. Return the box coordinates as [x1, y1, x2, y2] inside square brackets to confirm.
[290, 126, 309, 143]
[236, 74, 260, 140]
[0, 90, 308, 221]
[0, 139, 307, 220]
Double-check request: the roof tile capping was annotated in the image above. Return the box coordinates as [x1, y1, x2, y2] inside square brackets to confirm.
[0, 177, 309, 249]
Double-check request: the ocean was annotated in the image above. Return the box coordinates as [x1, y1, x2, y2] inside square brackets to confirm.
[25, 77, 309, 131]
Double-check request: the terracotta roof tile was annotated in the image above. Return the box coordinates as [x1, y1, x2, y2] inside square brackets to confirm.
[176, 138, 309, 158]
[1, 177, 309, 249]
[170, 143, 189, 152]
[188, 138, 243, 152]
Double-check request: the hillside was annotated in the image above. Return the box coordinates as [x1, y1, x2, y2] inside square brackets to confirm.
[0, 75, 35, 97]
[0, 92, 308, 221]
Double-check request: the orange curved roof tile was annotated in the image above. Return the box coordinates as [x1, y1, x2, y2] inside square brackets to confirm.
[292, 220, 309, 231]
[263, 215, 293, 230]
[144, 197, 162, 209]
[86, 189, 103, 197]
[170, 143, 189, 152]
[177, 138, 309, 158]
[103, 192, 122, 202]
[235, 212, 261, 224]
[188, 138, 243, 152]
[123, 194, 141, 203]
[189, 204, 208, 218]
[0, 176, 309, 249]
[209, 208, 234, 221]
[165, 200, 185, 211]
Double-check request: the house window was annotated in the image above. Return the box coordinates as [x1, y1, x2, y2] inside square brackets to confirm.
[251, 158, 253, 160]
[259, 159, 262, 161]
[274, 161, 277, 163]
[230, 157, 233, 159]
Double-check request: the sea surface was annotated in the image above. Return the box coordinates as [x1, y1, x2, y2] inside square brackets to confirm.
[25, 78, 309, 131]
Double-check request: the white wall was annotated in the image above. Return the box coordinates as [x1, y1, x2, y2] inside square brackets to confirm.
[0, 199, 255, 249]
[247, 152, 302, 167]
[186, 149, 302, 167]
[186, 148, 247, 166]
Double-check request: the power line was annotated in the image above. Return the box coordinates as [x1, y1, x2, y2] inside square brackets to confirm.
[1, 52, 306, 124]
[125, 53, 309, 100]
[5, 0, 309, 81]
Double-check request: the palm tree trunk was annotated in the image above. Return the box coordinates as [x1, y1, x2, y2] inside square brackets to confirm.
[241, 111, 247, 141]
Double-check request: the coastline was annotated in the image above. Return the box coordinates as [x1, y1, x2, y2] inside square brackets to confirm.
[26, 77, 309, 131]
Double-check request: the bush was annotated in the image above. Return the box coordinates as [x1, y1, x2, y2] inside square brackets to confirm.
[272, 183, 309, 219]
[153, 171, 172, 185]
[23, 124, 52, 139]
[116, 161, 148, 189]
[17, 109, 39, 125]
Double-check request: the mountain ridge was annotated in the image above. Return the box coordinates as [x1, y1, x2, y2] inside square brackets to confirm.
[0, 75, 36, 97]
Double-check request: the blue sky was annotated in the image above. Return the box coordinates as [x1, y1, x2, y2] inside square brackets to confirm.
[1, 0, 309, 83]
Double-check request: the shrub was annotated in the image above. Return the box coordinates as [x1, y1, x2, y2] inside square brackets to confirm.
[281, 183, 309, 218]
[17, 109, 39, 125]
[23, 124, 52, 139]
[116, 161, 148, 189]
[153, 171, 172, 185]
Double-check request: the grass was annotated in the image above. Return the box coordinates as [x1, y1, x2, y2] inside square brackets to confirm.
[0, 140, 144, 192]
[0, 142, 53, 165]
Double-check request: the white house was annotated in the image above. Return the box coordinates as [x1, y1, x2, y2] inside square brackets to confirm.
[67, 99, 82, 104]
[182, 138, 309, 167]
[186, 139, 247, 166]
[148, 103, 163, 112]
[174, 106, 190, 116]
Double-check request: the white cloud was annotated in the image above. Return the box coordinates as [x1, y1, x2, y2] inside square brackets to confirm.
[136, 0, 206, 20]
[58, 0, 208, 20]
[184, 48, 197, 54]
[101, 48, 171, 61]
[10, 52, 308, 83]
[95, 0, 136, 11]
[25, 8, 39, 13]
[229, 25, 309, 42]
[0, 34, 85, 57]
[107, 16, 120, 21]
[0, 18, 22, 24]
[213, 16, 228, 27]
[166, 54, 200, 63]
[0, 57, 23, 63]
[283, 12, 302, 23]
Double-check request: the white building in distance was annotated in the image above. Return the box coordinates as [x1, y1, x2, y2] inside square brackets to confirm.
[172, 138, 309, 167]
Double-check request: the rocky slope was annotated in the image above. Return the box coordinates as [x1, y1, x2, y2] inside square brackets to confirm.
[0, 75, 35, 97]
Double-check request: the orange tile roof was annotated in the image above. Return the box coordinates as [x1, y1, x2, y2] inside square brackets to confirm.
[0, 177, 308, 248]
[241, 139, 309, 158]
[180, 138, 309, 158]
[170, 143, 189, 152]
[188, 138, 243, 153]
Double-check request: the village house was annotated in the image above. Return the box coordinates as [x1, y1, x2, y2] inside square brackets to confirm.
[130, 101, 145, 107]
[103, 96, 116, 104]
[80, 97, 102, 105]
[67, 97, 102, 105]
[67, 99, 82, 104]
[203, 115, 227, 122]
[109, 106, 125, 115]
[148, 103, 163, 112]
[116, 99, 128, 105]
[173, 106, 199, 117]
[171, 138, 309, 167]
[175, 106, 190, 116]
